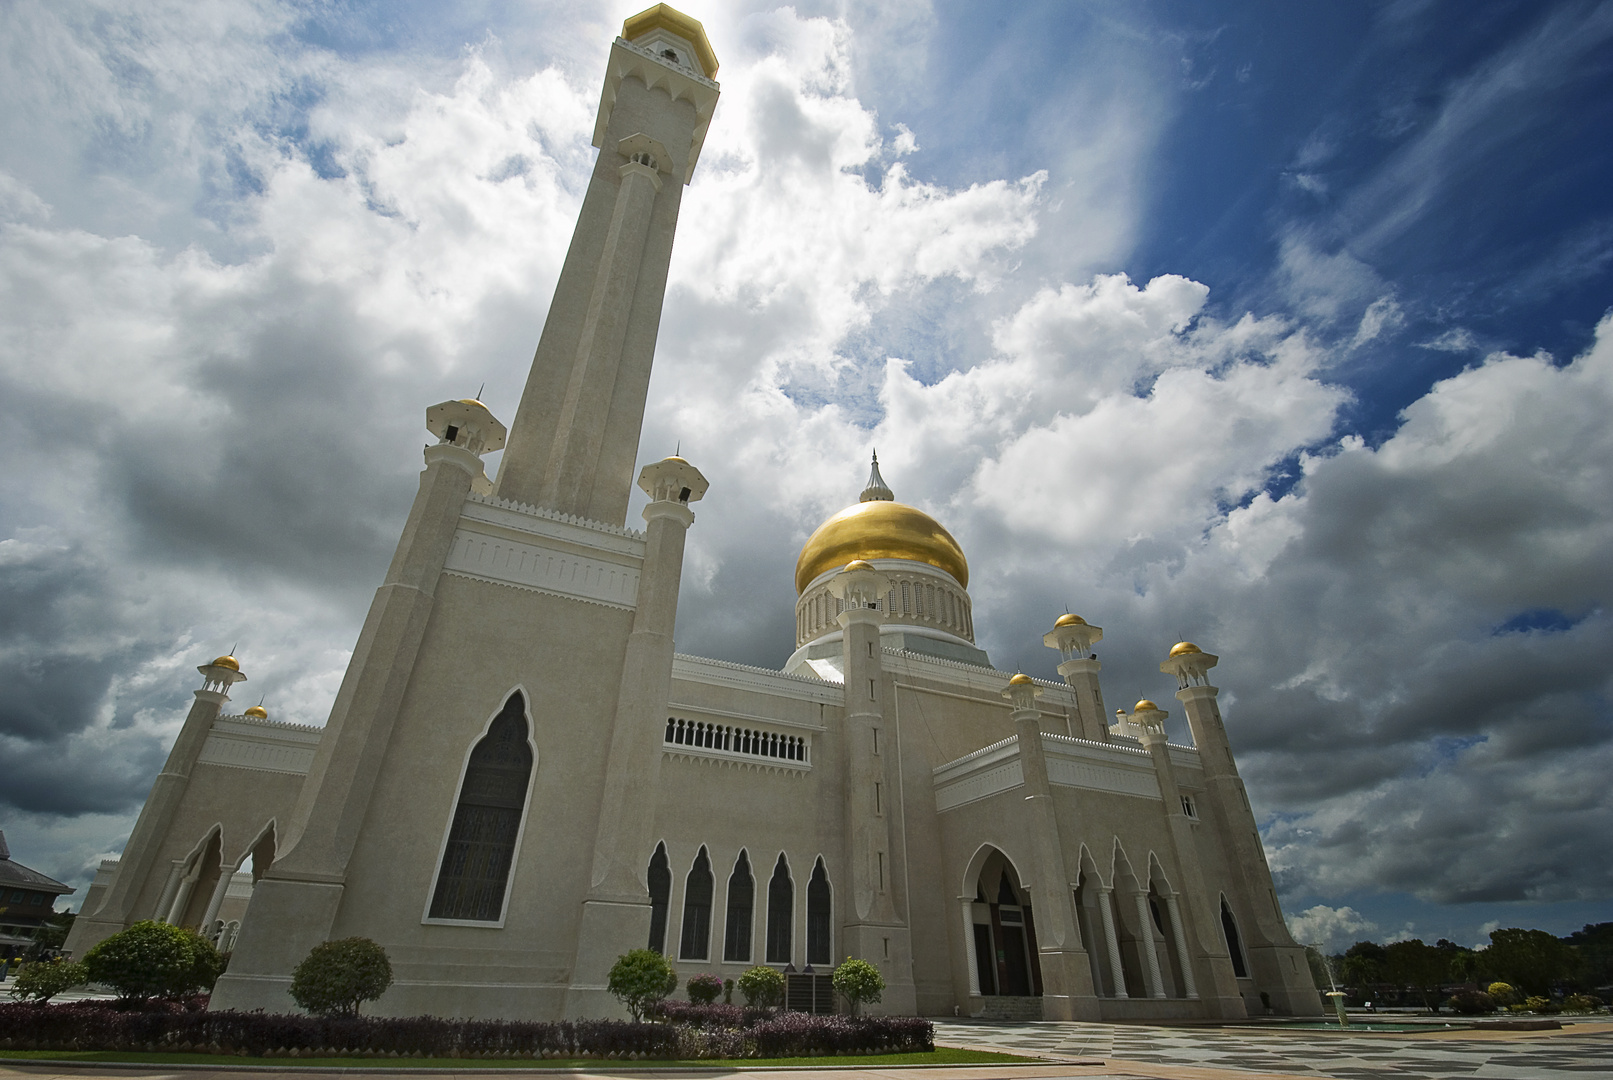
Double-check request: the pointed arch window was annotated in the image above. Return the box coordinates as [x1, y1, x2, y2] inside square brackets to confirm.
[679, 847, 714, 960]
[765, 853, 793, 964]
[806, 857, 832, 965]
[648, 843, 672, 952]
[1221, 898, 1249, 978]
[429, 693, 533, 922]
[724, 850, 754, 962]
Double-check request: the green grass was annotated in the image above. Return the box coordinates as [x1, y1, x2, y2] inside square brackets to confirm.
[0, 1046, 1033, 1069]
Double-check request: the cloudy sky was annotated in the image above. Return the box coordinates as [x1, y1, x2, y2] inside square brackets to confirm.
[3, 0, 1611, 954]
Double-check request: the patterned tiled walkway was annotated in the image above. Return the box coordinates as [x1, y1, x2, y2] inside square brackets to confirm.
[931, 1017, 1613, 1079]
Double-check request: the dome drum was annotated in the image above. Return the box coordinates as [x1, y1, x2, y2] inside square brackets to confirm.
[795, 558, 975, 649]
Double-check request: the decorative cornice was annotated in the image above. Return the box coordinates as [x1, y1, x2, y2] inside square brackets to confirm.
[465, 492, 645, 541]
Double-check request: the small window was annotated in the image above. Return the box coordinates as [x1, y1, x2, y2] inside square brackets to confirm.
[1221, 899, 1249, 978]
[724, 851, 754, 962]
[648, 843, 672, 952]
[765, 854, 793, 963]
[662, 48, 677, 61]
[806, 858, 832, 965]
[679, 847, 714, 960]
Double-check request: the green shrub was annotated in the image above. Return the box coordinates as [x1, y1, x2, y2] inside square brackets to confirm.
[1445, 990, 1495, 1015]
[9, 958, 88, 1003]
[607, 949, 677, 1022]
[1487, 981, 1517, 1003]
[82, 921, 225, 1001]
[737, 964, 784, 1008]
[1562, 993, 1604, 1013]
[832, 956, 885, 1016]
[288, 938, 393, 1017]
[686, 973, 723, 1004]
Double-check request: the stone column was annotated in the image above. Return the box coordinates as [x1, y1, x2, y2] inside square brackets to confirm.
[1003, 674, 1099, 1019]
[166, 865, 200, 926]
[960, 899, 981, 997]
[64, 661, 244, 956]
[200, 865, 234, 938]
[152, 862, 185, 925]
[830, 562, 915, 1015]
[1165, 893, 1198, 999]
[565, 456, 708, 1016]
[1098, 888, 1127, 998]
[1134, 892, 1166, 999]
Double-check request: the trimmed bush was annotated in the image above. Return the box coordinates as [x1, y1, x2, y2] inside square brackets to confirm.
[1562, 994, 1604, 1013]
[686, 974, 723, 1004]
[0, 1003, 930, 1059]
[1486, 981, 1518, 1005]
[9, 959, 87, 1004]
[644, 1002, 781, 1028]
[289, 939, 394, 1018]
[82, 922, 224, 1002]
[737, 965, 783, 1008]
[832, 957, 884, 1016]
[607, 950, 677, 1022]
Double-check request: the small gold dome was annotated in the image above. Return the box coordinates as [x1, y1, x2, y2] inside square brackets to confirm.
[1169, 641, 1202, 657]
[844, 559, 874, 572]
[795, 500, 968, 594]
[457, 398, 488, 409]
[1134, 699, 1160, 712]
[1009, 673, 1035, 687]
[1054, 613, 1087, 628]
[211, 655, 239, 671]
[243, 705, 268, 719]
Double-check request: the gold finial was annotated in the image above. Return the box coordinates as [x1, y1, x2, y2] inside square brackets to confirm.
[1134, 699, 1159, 712]
[1169, 641, 1202, 657]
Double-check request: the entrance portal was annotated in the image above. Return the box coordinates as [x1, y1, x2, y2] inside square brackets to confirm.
[964, 849, 1042, 998]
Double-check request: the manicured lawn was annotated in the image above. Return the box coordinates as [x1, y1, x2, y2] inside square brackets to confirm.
[0, 1046, 1033, 1068]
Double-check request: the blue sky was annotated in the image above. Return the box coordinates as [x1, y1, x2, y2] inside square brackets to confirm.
[1, 0, 1611, 956]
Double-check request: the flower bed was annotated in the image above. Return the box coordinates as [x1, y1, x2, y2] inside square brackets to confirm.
[0, 1003, 932, 1060]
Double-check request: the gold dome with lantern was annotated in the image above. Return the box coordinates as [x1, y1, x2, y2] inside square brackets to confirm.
[794, 454, 969, 594]
[787, 455, 987, 675]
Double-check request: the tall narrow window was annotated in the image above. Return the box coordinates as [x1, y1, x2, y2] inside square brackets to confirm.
[679, 847, 714, 960]
[429, 693, 533, 921]
[806, 857, 832, 965]
[1221, 898, 1248, 978]
[765, 853, 793, 963]
[723, 850, 754, 962]
[648, 843, 671, 952]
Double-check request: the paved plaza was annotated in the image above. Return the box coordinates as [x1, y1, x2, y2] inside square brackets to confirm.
[932, 1016, 1613, 1078]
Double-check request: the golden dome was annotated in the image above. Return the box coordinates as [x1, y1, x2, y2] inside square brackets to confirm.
[1134, 699, 1160, 712]
[457, 398, 488, 409]
[844, 559, 874, 572]
[1054, 613, 1087, 628]
[243, 705, 268, 719]
[211, 655, 239, 671]
[1009, 673, 1035, 686]
[795, 500, 968, 594]
[1169, 641, 1202, 657]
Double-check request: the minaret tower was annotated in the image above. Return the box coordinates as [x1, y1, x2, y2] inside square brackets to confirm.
[495, 6, 720, 525]
[1043, 614, 1108, 741]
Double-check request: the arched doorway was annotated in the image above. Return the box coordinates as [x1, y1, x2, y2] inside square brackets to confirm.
[963, 849, 1042, 998]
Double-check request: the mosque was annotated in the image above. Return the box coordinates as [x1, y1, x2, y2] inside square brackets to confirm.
[65, 5, 1322, 1022]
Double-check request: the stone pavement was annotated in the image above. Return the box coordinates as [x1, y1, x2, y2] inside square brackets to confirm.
[930, 1017, 1613, 1078]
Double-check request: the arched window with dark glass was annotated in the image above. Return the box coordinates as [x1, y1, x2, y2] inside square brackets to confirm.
[679, 847, 714, 960]
[806, 857, 832, 965]
[1220, 898, 1248, 978]
[765, 853, 793, 963]
[647, 843, 671, 952]
[723, 850, 754, 962]
[429, 693, 533, 921]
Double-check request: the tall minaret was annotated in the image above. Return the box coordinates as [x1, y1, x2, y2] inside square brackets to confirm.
[494, 6, 720, 525]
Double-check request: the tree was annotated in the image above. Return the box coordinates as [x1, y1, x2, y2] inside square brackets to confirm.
[832, 956, 884, 1017]
[9, 958, 87, 1003]
[1339, 940, 1387, 994]
[737, 964, 784, 1008]
[1563, 923, 1613, 991]
[606, 949, 677, 1022]
[1384, 939, 1449, 1011]
[82, 921, 225, 1002]
[289, 938, 394, 1017]
[1484, 928, 1578, 997]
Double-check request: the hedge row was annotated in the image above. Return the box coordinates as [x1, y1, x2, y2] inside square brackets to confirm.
[0, 1005, 932, 1059]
